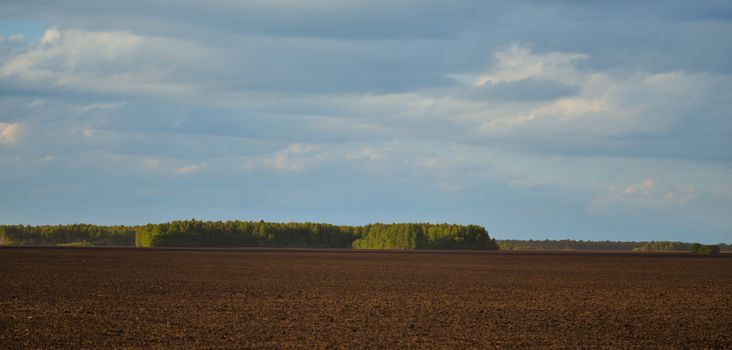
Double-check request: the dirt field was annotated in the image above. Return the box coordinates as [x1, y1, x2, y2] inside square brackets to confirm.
[1, 248, 731, 349]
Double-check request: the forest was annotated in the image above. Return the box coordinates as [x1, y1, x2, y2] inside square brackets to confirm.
[137, 221, 499, 249]
[0, 220, 498, 250]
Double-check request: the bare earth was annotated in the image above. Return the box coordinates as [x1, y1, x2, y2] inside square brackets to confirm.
[1, 247, 731, 349]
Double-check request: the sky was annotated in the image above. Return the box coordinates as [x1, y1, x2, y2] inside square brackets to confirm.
[1, 1, 731, 243]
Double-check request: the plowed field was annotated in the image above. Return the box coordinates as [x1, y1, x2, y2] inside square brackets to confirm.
[1, 247, 731, 349]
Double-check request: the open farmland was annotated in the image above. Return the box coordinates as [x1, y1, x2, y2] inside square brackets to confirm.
[1, 247, 731, 349]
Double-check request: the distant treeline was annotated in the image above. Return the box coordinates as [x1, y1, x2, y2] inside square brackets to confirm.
[137, 221, 497, 249]
[0, 220, 498, 250]
[498, 239, 634, 251]
[497, 239, 731, 252]
[0, 224, 135, 246]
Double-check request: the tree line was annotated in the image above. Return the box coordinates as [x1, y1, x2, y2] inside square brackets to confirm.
[498, 239, 636, 251]
[0, 220, 498, 250]
[497, 239, 730, 252]
[0, 224, 135, 246]
[135, 220, 498, 249]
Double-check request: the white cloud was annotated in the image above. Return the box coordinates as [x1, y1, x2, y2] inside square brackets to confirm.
[242, 143, 328, 172]
[323, 44, 698, 142]
[591, 178, 699, 212]
[0, 122, 21, 144]
[479, 96, 610, 131]
[475, 44, 587, 86]
[40, 27, 61, 46]
[269, 154, 301, 171]
[622, 179, 657, 196]
[469, 45, 609, 131]
[266, 143, 323, 172]
[1, 27, 208, 98]
[283, 143, 319, 154]
[174, 163, 206, 175]
[467, 45, 730, 141]
[621, 179, 699, 202]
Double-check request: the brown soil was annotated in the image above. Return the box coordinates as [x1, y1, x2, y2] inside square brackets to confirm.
[1, 247, 731, 349]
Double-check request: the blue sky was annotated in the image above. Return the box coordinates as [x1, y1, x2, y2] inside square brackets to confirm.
[1, 1, 731, 243]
